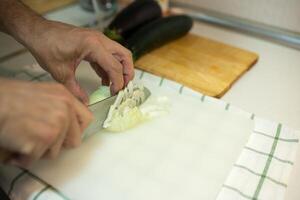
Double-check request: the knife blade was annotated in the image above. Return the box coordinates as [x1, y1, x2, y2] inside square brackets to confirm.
[82, 86, 151, 139]
[82, 95, 117, 139]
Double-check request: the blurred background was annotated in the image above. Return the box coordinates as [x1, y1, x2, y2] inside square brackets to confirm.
[172, 0, 300, 33]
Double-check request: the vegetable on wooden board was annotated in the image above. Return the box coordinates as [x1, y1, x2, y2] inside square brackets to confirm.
[104, 0, 162, 43]
[125, 15, 193, 60]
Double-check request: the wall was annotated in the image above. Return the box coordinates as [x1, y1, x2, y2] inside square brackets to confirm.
[173, 0, 300, 33]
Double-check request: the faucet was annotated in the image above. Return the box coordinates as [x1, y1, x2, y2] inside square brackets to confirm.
[79, 0, 118, 29]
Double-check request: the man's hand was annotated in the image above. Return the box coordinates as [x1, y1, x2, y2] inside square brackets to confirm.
[0, 79, 93, 167]
[27, 21, 134, 103]
[0, 0, 135, 104]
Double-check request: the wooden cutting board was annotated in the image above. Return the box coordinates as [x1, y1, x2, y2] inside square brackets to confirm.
[22, 0, 76, 14]
[135, 33, 258, 98]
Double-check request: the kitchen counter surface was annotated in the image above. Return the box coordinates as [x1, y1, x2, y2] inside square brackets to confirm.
[0, 3, 299, 199]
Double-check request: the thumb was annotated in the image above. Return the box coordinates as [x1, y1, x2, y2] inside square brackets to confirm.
[64, 78, 89, 105]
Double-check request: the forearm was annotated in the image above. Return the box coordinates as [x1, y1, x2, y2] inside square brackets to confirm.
[0, 0, 46, 48]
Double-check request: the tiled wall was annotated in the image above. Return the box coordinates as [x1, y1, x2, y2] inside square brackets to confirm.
[173, 0, 300, 33]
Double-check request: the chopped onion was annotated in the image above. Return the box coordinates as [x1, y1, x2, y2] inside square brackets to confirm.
[89, 81, 170, 132]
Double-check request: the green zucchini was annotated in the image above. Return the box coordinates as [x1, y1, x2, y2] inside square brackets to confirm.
[125, 15, 193, 60]
[104, 0, 162, 43]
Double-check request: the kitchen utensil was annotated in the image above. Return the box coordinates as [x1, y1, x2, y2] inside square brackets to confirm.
[82, 86, 151, 139]
[135, 33, 258, 97]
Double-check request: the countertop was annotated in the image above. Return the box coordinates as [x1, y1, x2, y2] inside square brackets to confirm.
[0, 3, 299, 199]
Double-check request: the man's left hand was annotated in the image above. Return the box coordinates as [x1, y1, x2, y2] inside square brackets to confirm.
[27, 20, 134, 103]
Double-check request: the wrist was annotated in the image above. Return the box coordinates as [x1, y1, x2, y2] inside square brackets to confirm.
[0, 0, 47, 50]
[13, 16, 48, 51]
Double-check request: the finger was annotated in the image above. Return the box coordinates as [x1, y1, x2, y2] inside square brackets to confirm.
[90, 62, 110, 86]
[0, 118, 36, 155]
[72, 97, 93, 132]
[15, 119, 51, 161]
[46, 84, 93, 131]
[9, 122, 57, 167]
[105, 40, 134, 85]
[36, 81, 89, 105]
[63, 109, 81, 148]
[64, 78, 89, 105]
[44, 119, 69, 159]
[91, 49, 124, 95]
[113, 53, 135, 86]
[45, 124, 69, 157]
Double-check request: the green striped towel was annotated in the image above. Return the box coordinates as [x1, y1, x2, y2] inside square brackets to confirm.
[217, 118, 299, 200]
[0, 64, 298, 200]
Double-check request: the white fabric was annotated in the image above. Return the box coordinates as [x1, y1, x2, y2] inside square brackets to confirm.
[217, 118, 299, 200]
[0, 67, 298, 200]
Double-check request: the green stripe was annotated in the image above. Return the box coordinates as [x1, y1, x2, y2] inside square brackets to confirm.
[24, 170, 70, 200]
[33, 186, 50, 200]
[30, 73, 48, 81]
[225, 103, 230, 110]
[139, 71, 145, 79]
[8, 170, 26, 195]
[222, 184, 252, 199]
[17, 71, 34, 78]
[179, 85, 184, 94]
[159, 77, 164, 86]
[251, 113, 255, 120]
[201, 94, 206, 102]
[0, 48, 28, 63]
[244, 146, 294, 165]
[234, 164, 287, 188]
[253, 124, 282, 199]
[253, 130, 299, 143]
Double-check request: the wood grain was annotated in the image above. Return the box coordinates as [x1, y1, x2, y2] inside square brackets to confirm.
[135, 33, 258, 97]
[22, 0, 76, 14]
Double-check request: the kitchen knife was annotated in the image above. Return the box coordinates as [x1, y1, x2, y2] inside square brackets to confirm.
[0, 87, 151, 162]
[82, 86, 151, 139]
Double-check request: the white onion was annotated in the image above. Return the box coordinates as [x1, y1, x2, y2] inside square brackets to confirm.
[89, 81, 170, 132]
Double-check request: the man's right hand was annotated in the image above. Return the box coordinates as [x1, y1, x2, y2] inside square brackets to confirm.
[0, 78, 93, 167]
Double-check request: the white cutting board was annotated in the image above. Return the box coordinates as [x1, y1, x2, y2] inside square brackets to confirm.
[0, 64, 253, 200]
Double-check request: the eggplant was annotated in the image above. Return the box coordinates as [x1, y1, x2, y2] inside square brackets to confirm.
[125, 15, 193, 60]
[104, 0, 162, 42]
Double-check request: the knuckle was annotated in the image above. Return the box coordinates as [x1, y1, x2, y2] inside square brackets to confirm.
[39, 126, 60, 145]
[20, 143, 35, 155]
[53, 110, 69, 124]
[59, 95, 73, 108]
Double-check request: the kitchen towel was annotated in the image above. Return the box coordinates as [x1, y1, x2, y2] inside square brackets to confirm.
[0, 64, 298, 200]
[217, 117, 299, 200]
